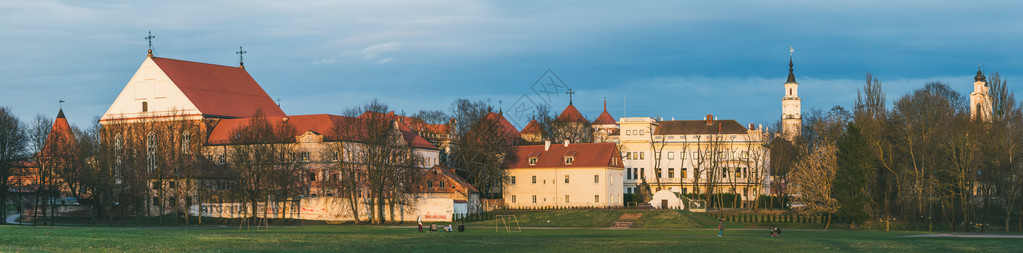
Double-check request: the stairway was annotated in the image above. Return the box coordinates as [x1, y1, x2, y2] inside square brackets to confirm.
[609, 213, 642, 229]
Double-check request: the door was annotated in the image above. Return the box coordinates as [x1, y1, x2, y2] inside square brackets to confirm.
[661, 199, 668, 209]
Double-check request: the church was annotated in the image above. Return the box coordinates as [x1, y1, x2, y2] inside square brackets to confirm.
[97, 48, 476, 222]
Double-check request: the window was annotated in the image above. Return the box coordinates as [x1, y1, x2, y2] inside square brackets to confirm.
[152, 197, 159, 206]
[217, 154, 226, 165]
[741, 151, 749, 159]
[564, 156, 574, 165]
[309, 172, 317, 182]
[529, 157, 537, 165]
[328, 150, 339, 162]
[655, 168, 662, 178]
[639, 152, 645, 160]
[512, 195, 516, 203]
[440, 180, 445, 188]
[625, 152, 631, 160]
[626, 168, 632, 180]
[300, 152, 311, 162]
[595, 195, 600, 203]
[693, 151, 699, 158]
[181, 131, 191, 155]
[655, 153, 661, 160]
[736, 168, 742, 178]
[594, 175, 599, 183]
[565, 175, 570, 184]
[532, 195, 537, 203]
[565, 195, 570, 203]
[168, 182, 176, 189]
[718, 151, 727, 159]
[668, 168, 675, 178]
[633, 169, 638, 180]
[639, 130, 644, 135]
[142, 101, 148, 112]
[640, 168, 645, 179]
[152, 182, 160, 189]
[668, 152, 674, 160]
[682, 168, 688, 178]
[723, 168, 728, 178]
[532, 175, 537, 184]
[147, 132, 157, 173]
[680, 152, 686, 159]
[427, 181, 433, 187]
[510, 176, 516, 184]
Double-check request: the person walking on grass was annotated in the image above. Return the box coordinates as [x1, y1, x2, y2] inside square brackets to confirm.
[417, 216, 423, 232]
[717, 218, 725, 237]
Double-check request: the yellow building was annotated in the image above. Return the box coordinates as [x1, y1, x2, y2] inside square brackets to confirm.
[502, 141, 624, 208]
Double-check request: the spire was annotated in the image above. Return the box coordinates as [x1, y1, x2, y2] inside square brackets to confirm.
[603, 97, 607, 112]
[975, 66, 986, 82]
[57, 108, 65, 119]
[786, 56, 797, 83]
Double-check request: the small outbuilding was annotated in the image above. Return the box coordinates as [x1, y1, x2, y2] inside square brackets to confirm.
[648, 190, 688, 210]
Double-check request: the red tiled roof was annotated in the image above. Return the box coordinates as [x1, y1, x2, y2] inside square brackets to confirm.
[520, 119, 542, 134]
[207, 114, 436, 149]
[593, 101, 616, 125]
[502, 142, 623, 169]
[556, 104, 587, 123]
[151, 57, 285, 118]
[486, 112, 520, 141]
[41, 109, 75, 157]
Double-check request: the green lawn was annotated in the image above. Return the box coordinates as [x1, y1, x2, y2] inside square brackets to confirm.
[0, 225, 1020, 252]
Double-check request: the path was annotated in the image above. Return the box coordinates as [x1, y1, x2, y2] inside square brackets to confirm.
[5, 214, 29, 225]
[609, 213, 642, 229]
[901, 233, 1023, 239]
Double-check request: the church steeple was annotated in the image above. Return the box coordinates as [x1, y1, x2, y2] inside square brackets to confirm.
[786, 56, 797, 83]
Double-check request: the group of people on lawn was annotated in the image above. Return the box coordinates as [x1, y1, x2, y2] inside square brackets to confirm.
[417, 216, 464, 233]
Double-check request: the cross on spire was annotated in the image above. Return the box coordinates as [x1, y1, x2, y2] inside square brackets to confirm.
[276, 98, 282, 107]
[236, 46, 247, 68]
[145, 31, 156, 56]
[566, 88, 575, 105]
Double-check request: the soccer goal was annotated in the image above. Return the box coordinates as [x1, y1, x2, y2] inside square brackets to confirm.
[495, 215, 522, 232]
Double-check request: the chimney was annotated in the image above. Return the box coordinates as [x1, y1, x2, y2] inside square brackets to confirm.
[544, 140, 551, 151]
[282, 117, 289, 123]
[705, 114, 713, 125]
[563, 138, 570, 147]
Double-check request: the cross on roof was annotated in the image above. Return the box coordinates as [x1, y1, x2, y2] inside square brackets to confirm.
[566, 89, 575, 105]
[236, 46, 247, 66]
[145, 31, 156, 53]
[276, 98, 282, 107]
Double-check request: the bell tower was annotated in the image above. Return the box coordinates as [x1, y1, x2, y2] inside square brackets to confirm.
[970, 68, 992, 121]
[781, 55, 802, 140]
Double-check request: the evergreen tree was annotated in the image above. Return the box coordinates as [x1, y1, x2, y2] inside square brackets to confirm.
[834, 122, 872, 226]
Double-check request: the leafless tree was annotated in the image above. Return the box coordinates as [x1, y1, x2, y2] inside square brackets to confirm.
[0, 107, 27, 224]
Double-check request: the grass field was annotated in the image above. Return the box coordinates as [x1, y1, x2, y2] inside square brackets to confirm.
[1, 225, 1021, 252]
[3, 209, 1020, 252]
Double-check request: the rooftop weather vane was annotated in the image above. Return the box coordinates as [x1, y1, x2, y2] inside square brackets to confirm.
[59, 100, 65, 109]
[145, 31, 156, 54]
[566, 88, 575, 105]
[236, 46, 247, 67]
[789, 46, 794, 56]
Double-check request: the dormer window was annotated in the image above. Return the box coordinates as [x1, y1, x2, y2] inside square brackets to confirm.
[528, 157, 537, 166]
[564, 156, 574, 165]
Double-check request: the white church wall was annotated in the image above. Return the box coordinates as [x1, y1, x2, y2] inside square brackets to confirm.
[102, 57, 201, 122]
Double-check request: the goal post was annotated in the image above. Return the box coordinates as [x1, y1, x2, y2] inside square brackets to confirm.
[495, 215, 521, 232]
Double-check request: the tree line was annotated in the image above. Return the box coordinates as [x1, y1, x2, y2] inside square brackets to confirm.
[780, 73, 1023, 232]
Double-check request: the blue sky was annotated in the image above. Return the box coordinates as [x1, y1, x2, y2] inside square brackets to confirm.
[2, 0, 1022, 129]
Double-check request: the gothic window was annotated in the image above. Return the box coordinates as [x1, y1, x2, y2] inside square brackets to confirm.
[147, 132, 157, 173]
[181, 131, 191, 155]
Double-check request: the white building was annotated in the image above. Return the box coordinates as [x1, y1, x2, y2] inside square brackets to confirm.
[616, 115, 770, 206]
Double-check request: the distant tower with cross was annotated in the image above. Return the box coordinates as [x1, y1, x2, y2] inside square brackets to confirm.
[781, 47, 802, 140]
[236, 46, 247, 69]
[970, 65, 992, 121]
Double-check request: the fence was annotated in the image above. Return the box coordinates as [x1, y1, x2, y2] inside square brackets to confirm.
[453, 212, 495, 222]
[705, 213, 824, 224]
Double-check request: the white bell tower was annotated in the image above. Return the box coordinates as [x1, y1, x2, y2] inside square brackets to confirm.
[970, 68, 992, 121]
[781, 54, 802, 140]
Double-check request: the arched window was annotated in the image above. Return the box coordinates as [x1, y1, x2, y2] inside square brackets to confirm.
[181, 131, 191, 155]
[147, 132, 157, 173]
[142, 101, 148, 112]
[789, 88, 792, 96]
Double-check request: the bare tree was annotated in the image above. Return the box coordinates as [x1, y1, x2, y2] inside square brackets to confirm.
[0, 107, 27, 224]
[790, 142, 840, 229]
[448, 99, 509, 198]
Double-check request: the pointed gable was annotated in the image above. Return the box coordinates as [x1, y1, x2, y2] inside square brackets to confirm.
[102, 56, 284, 122]
[556, 104, 587, 123]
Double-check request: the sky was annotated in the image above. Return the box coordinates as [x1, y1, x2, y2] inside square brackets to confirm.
[3, 0, 1023, 129]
